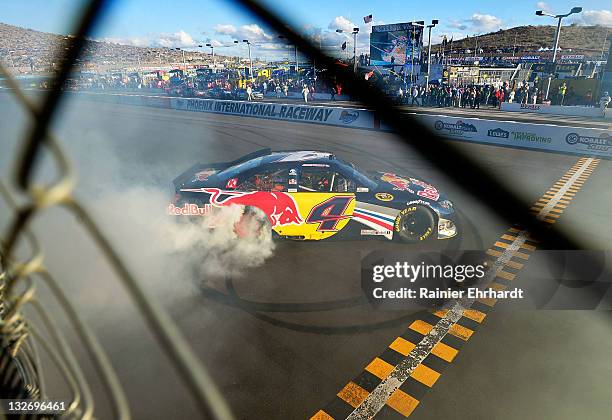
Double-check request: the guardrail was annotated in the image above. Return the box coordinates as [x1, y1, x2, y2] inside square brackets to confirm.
[72, 91, 612, 159]
[500, 102, 608, 118]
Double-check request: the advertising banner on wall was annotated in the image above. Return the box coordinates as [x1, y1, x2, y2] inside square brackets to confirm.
[414, 114, 612, 158]
[501, 102, 604, 118]
[170, 97, 375, 129]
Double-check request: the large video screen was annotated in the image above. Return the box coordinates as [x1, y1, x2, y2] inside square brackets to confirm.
[370, 22, 423, 66]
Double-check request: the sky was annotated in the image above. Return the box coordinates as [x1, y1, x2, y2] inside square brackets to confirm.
[2, 0, 611, 59]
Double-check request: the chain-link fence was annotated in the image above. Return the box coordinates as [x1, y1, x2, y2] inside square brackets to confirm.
[0, 0, 606, 419]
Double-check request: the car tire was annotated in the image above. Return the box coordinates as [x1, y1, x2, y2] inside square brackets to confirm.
[394, 205, 436, 243]
[234, 206, 271, 240]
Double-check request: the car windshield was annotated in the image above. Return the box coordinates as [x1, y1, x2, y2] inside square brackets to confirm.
[338, 163, 378, 189]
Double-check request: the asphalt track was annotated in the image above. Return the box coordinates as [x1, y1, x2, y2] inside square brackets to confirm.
[1, 92, 611, 419]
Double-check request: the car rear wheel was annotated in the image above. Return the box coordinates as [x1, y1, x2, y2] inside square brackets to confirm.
[394, 205, 436, 243]
[233, 206, 271, 240]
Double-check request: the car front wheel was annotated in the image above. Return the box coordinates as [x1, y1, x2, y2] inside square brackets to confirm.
[394, 205, 436, 243]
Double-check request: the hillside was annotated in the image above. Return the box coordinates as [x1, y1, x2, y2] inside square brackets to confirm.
[437, 25, 610, 56]
[0, 22, 233, 73]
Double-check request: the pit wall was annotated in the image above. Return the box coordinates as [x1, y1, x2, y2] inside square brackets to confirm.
[500, 102, 608, 118]
[73, 91, 612, 159]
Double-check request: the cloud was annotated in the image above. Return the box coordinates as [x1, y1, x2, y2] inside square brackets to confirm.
[213, 24, 237, 35]
[449, 20, 468, 31]
[207, 39, 224, 48]
[101, 30, 197, 48]
[213, 23, 273, 43]
[328, 16, 357, 33]
[155, 30, 196, 48]
[536, 2, 552, 14]
[575, 10, 612, 27]
[469, 13, 503, 32]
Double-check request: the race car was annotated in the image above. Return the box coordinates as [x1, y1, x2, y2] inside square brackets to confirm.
[170, 149, 458, 243]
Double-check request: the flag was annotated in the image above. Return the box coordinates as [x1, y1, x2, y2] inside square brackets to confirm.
[341, 41, 347, 50]
[363, 14, 373, 23]
[442, 35, 448, 47]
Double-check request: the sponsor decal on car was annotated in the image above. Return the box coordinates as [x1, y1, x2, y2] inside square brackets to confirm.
[356, 187, 369, 192]
[411, 178, 440, 201]
[360, 229, 392, 236]
[380, 173, 413, 192]
[288, 178, 297, 185]
[226, 178, 238, 189]
[375, 192, 394, 201]
[168, 203, 212, 216]
[193, 169, 217, 182]
[289, 168, 297, 176]
[487, 128, 510, 139]
[182, 188, 304, 227]
[565, 132, 612, 151]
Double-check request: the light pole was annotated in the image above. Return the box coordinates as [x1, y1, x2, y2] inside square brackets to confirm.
[425, 20, 439, 87]
[410, 21, 425, 87]
[335, 28, 360, 73]
[473, 33, 479, 61]
[536, 6, 583, 100]
[243, 40, 253, 83]
[175, 47, 187, 72]
[233, 40, 239, 69]
[278, 35, 297, 74]
[205, 43, 215, 70]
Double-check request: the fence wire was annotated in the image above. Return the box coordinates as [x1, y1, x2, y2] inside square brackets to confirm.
[0, 0, 608, 419]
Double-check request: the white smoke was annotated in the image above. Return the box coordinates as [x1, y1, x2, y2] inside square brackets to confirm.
[27, 118, 277, 300]
[78, 176, 276, 288]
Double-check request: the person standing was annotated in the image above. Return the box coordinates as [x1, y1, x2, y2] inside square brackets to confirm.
[558, 81, 567, 106]
[302, 84, 309, 103]
[508, 89, 515, 103]
[531, 87, 539, 104]
[521, 85, 529, 104]
[283, 83, 289, 97]
[474, 87, 481, 109]
[584, 89, 593, 107]
[411, 85, 419, 106]
[330, 85, 337, 101]
[483, 85, 491, 107]
[275, 84, 281, 98]
[246, 84, 253, 101]
[600, 91, 611, 114]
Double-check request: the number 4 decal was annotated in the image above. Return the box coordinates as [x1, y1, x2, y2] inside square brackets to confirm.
[306, 196, 354, 231]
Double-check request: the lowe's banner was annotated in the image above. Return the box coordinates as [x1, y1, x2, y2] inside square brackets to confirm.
[412, 114, 612, 159]
[170, 97, 374, 129]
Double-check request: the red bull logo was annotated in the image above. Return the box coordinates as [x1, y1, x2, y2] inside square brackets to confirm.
[381, 173, 411, 191]
[168, 203, 212, 216]
[181, 188, 303, 227]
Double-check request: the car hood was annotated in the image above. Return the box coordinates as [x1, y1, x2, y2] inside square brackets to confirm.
[373, 171, 443, 202]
